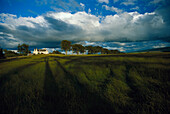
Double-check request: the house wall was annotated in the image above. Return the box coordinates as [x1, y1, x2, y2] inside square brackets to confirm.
[33, 49, 49, 55]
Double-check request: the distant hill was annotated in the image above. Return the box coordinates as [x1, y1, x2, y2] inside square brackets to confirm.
[136, 47, 170, 52]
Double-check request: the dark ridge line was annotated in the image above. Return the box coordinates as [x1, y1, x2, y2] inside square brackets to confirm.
[64, 56, 170, 67]
[0, 57, 31, 63]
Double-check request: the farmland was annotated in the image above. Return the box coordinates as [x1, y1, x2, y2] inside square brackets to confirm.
[0, 53, 170, 113]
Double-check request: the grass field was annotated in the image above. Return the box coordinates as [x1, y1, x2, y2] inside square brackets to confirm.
[0, 53, 170, 113]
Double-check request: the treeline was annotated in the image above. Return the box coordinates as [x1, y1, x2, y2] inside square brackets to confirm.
[0, 40, 122, 58]
[0, 44, 30, 58]
[0, 47, 19, 58]
[50, 50, 62, 54]
[85, 45, 120, 54]
[61, 40, 121, 55]
[3, 49, 19, 57]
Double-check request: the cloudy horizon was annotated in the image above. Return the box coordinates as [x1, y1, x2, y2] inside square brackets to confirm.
[0, 0, 170, 52]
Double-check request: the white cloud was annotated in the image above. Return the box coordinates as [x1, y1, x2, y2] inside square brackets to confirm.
[80, 3, 85, 7]
[102, 5, 123, 13]
[113, 0, 119, 3]
[81, 41, 97, 46]
[121, 0, 136, 6]
[80, 3, 85, 10]
[10, 50, 18, 53]
[103, 46, 126, 52]
[0, 32, 21, 48]
[113, 42, 126, 46]
[0, 13, 48, 28]
[88, 8, 91, 13]
[0, 13, 17, 22]
[46, 12, 100, 30]
[130, 6, 139, 10]
[0, 10, 169, 48]
[150, 0, 162, 4]
[153, 45, 165, 48]
[100, 11, 165, 41]
[98, 0, 109, 4]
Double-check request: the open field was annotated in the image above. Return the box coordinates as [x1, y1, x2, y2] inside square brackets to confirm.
[0, 53, 170, 113]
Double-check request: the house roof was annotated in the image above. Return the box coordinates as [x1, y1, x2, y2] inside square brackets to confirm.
[37, 49, 47, 51]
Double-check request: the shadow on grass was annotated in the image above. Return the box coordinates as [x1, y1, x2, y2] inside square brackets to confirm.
[43, 57, 74, 113]
[54, 59, 116, 113]
[0, 62, 40, 91]
[0, 62, 41, 113]
[43, 58, 60, 113]
[0, 57, 31, 63]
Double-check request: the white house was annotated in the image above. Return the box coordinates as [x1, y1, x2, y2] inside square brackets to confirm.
[33, 48, 49, 55]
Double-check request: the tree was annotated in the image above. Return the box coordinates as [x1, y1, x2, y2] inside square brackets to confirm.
[61, 40, 71, 55]
[102, 48, 109, 54]
[85, 46, 94, 54]
[17, 44, 29, 55]
[22, 44, 29, 54]
[110, 50, 120, 54]
[79, 45, 85, 54]
[3, 49, 19, 57]
[17, 44, 22, 54]
[72, 44, 79, 55]
[94, 46, 103, 54]
[85, 46, 103, 54]
[3, 49, 7, 53]
[72, 44, 85, 55]
[51, 50, 61, 54]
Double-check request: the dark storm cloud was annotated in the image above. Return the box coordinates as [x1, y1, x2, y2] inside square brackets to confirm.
[36, 0, 83, 12]
[77, 40, 170, 52]
[153, 0, 170, 41]
[17, 25, 31, 31]
[155, 0, 170, 24]
[0, 24, 11, 33]
[44, 16, 82, 33]
[0, 33, 16, 42]
[0, 14, 84, 48]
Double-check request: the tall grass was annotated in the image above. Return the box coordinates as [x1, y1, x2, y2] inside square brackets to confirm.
[0, 53, 169, 113]
[0, 62, 46, 113]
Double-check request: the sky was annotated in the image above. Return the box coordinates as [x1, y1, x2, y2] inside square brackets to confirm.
[0, 0, 170, 52]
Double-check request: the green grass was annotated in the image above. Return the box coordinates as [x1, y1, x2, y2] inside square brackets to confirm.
[0, 53, 170, 113]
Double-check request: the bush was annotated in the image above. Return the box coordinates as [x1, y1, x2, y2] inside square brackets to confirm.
[4, 50, 19, 57]
[0, 48, 5, 59]
[51, 50, 62, 54]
